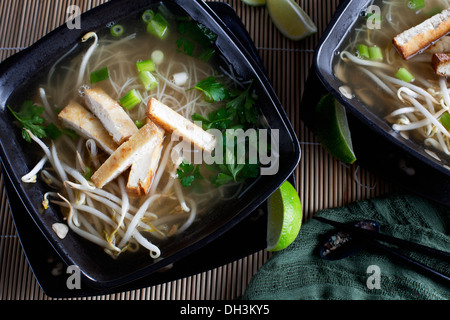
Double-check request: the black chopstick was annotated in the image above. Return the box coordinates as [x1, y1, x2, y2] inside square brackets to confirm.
[313, 216, 450, 261]
[367, 238, 450, 284]
[313, 216, 450, 284]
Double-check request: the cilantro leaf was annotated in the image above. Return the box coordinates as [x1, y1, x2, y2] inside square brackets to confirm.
[226, 81, 258, 126]
[7, 101, 47, 142]
[191, 78, 258, 128]
[192, 76, 230, 102]
[198, 47, 216, 62]
[192, 107, 232, 130]
[212, 172, 233, 186]
[180, 175, 195, 187]
[60, 128, 79, 140]
[208, 162, 259, 187]
[176, 37, 195, 56]
[7, 100, 73, 143]
[44, 123, 62, 140]
[177, 161, 203, 187]
[186, 81, 262, 188]
[239, 163, 259, 180]
[176, 21, 217, 61]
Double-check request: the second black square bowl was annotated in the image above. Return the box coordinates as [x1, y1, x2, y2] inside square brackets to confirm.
[0, 0, 300, 289]
[307, 0, 450, 206]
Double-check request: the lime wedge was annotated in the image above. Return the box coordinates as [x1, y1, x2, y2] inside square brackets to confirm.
[241, 0, 266, 6]
[267, 180, 302, 252]
[315, 94, 357, 164]
[266, 0, 317, 41]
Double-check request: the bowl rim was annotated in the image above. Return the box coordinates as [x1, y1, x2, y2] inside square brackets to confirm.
[0, 0, 301, 289]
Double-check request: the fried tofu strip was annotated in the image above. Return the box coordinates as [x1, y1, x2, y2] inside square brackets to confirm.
[126, 125, 164, 197]
[91, 121, 164, 190]
[84, 87, 138, 144]
[146, 98, 216, 153]
[58, 101, 118, 154]
[393, 8, 450, 60]
[432, 52, 450, 76]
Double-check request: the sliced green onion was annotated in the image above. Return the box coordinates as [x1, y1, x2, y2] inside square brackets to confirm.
[151, 50, 164, 65]
[84, 167, 93, 180]
[369, 46, 383, 61]
[135, 119, 146, 129]
[440, 112, 450, 130]
[136, 59, 156, 73]
[90, 66, 109, 84]
[120, 89, 142, 110]
[395, 67, 415, 82]
[407, 0, 425, 10]
[110, 24, 124, 37]
[147, 13, 169, 39]
[357, 44, 370, 59]
[142, 9, 155, 23]
[139, 71, 158, 90]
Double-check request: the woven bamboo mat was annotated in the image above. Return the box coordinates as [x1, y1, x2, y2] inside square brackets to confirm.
[0, 0, 394, 300]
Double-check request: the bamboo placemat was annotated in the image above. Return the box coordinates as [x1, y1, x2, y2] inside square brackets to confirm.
[0, 0, 394, 300]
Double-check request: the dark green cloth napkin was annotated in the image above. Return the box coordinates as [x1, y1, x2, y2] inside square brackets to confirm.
[242, 193, 450, 300]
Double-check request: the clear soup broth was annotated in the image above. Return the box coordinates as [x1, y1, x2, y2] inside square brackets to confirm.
[334, 0, 450, 169]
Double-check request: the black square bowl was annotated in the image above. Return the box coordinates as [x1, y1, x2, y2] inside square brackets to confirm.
[0, 0, 300, 289]
[310, 0, 450, 205]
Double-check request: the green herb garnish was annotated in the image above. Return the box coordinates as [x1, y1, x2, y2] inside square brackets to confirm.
[7, 101, 77, 142]
[191, 76, 230, 102]
[192, 107, 233, 131]
[176, 161, 203, 187]
[176, 20, 217, 61]
[191, 79, 258, 127]
[7, 101, 47, 142]
[226, 81, 259, 126]
[178, 79, 262, 188]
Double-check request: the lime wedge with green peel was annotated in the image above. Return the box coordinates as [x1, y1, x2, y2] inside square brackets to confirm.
[315, 94, 357, 164]
[266, 0, 317, 41]
[267, 180, 302, 252]
[241, 0, 266, 6]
